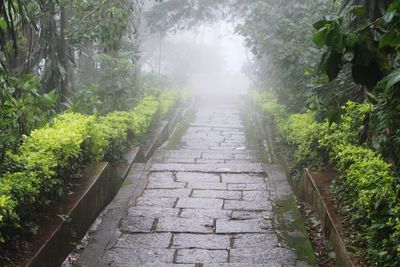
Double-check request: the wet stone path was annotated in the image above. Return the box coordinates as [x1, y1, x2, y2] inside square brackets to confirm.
[77, 103, 314, 266]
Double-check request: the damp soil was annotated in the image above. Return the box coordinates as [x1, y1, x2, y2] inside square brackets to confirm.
[297, 200, 338, 267]
[308, 170, 363, 266]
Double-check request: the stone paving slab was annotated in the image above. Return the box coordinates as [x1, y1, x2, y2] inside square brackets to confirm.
[204, 264, 279, 267]
[229, 247, 296, 264]
[224, 199, 273, 211]
[156, 217, 214, 233]
[196, 159, 225, 164]
[127, 206, 179, 218]
[192, 189, 242, 200]
[141, 189, 191, 198]
[233, 234, 278, 248]
[180, 208, 232, 219]
[110, 264, 195, 267]
[103, 248, 174, 265]
[113, 233, 172, 248]
[148, 172, 174, 183]
[242, 190, 271, 201]
[134, 196, 177, 208]
[150, 163, 265, 173]
[172, 234, 230, 249]
[176, 172, 220, 183]
[147, 181, 186, 189]
[231, 210, 271, 220]
[76, 103, 314, 266]
[176, 198, 223, 209]
[221, 174, 265, 184]
[216, 218, 272, 233]
[227, 183, 267, 191]
[119, 216, 154, 233]
[176, 249, 228, 264]
[187, 182, 227, 190]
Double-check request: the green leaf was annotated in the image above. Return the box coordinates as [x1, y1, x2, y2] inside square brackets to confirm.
[326, 28, 343, 50]
[382, 69, 400, 90]
[345, 32, 359, 48]
[326, 52, 342, 81]
[318, 51, 329, 73]
[366, 92, 378, 103]
[379, 31, 400, 49]
[349, 6, 366, 17]
[327, 109, 341, 126]
[313, 27, 328, 48]
[0, 18, 6, 31]
[313, 20, 329, 30]
[388, 1, 400, 12]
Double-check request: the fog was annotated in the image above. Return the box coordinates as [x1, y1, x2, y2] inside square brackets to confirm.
[141, 22, 251, 99]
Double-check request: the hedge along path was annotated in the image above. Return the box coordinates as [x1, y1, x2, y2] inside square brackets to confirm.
[250, 90, 400, 264]
[77, 97, 316, 266]
[0, 90, 180, 246]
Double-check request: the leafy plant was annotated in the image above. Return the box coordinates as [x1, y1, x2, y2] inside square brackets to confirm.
[0, 73, 56, 175]
[0, 91, 180, 247]
[280, 112, 325, 169]
[253, 91, 400, 264]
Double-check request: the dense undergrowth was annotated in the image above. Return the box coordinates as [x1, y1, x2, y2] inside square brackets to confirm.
[0, 90, 180, 248]
[251, 91, 400, 266]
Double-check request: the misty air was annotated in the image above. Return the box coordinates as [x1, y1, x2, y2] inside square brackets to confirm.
[0, 1, 398, 266]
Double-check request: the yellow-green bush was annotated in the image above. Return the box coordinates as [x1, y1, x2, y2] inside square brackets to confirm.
[129, 96, 160, 139]
[252, 91, 400, 264]
[279, 112, 324, 168]
[0, 90, 180, 246]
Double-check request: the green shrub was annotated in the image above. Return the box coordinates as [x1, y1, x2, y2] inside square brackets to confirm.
[319, 101, 372, 151]
[279, 112, 324, 168]
[253, 91, 400, 264]
[98, 111, 131, 161]
[129, 96, 160, 141]
[251, 91, 323, 168]
[0, 172, 41, 243]
[250, 90, 288, 126]
[0, 91, 180, 247]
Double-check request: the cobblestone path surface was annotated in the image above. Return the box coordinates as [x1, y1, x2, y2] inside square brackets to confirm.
[77, 101, 315, 267]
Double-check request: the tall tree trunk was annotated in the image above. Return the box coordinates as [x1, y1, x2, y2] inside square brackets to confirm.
[59, 5, 68, 104]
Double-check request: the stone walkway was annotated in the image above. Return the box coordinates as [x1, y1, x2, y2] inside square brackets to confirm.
[77, 101, 315, 266]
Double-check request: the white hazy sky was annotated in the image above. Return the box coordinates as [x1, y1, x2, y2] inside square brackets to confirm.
[168, 22, 249, 72]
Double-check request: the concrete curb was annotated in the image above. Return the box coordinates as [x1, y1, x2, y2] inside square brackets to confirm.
[297, 169, 355, 267]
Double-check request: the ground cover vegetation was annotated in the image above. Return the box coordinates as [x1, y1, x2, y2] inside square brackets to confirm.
[147, 0, 400, 265]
